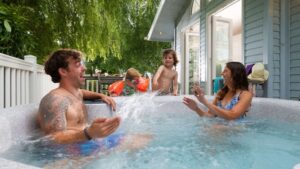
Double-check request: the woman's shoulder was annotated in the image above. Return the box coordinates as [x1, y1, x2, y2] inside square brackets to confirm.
[239, 90, 253, 99]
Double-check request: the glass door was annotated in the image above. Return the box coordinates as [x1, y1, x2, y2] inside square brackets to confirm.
[210, 16, 232, 94]
[184, 22, 200, 94]
[212, 16, 232, 79]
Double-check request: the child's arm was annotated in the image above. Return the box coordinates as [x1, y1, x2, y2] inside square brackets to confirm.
[152, 65, 164, 91]
[172, 72, 178, 96]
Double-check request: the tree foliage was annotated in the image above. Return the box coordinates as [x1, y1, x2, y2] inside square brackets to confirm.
[0, 0, 170, 74]
[0, 2, 35, 59]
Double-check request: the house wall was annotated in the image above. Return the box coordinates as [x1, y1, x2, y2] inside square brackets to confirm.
[172, 0, 299, 99]
[272, 0, 281, 98]
[200, 0, 282, 98]
[199, 2, 207, 91]
[175, 2, 197, 94]
[243, 0, 265, 64]
[199, 0, 227, 94]
[289, 0, 300, 100]
[175, 4, 190, 94]
[243, 0, 267, 97]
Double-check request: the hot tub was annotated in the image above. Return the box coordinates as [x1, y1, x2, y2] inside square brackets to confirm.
[0, 95, 299, 169]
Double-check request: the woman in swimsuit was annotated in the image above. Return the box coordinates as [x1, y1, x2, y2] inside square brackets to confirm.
[183, 62, 253, 120]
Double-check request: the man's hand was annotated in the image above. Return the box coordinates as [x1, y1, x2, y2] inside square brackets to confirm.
[87, 117, 121, 139]
[81, 89, 116, 111]
[101, 95, 116, 111]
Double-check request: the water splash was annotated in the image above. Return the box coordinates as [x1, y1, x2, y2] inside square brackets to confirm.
[144, 71, 152, 92]
[116, 92, 157, 122]
[115, 92, 163, 133]
[0, 116, 12, 153]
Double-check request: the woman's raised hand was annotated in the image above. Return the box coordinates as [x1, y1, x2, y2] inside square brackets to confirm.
[192, 83, 206, 104]
[183, 97, 198, 111]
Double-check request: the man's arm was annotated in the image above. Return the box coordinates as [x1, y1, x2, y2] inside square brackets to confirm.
[81, 89, 105, 100]
[38, 93, 87, 143]
[81, 89, 116, 110]
[50, 117, 121, 144]
[38, 93, 69, 134]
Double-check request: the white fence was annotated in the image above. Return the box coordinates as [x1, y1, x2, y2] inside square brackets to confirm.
[0, 53, 57, 109]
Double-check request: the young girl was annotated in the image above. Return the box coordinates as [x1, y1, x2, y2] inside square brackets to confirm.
[152, 49, 179, 96]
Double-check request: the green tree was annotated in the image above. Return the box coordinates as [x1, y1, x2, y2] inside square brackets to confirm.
[0, 0, 170, 73]
[0, 2, 35, 58]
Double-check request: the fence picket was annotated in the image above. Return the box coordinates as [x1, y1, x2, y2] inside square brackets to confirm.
[0, 67, 4, 108]
[0, 53, 57, 109]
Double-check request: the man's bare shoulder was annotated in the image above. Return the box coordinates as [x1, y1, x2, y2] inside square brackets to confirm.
[39, 89, 71, 106]
[38, 89, 73, 133]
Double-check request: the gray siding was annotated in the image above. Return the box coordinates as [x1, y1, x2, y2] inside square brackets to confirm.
[243, 0, 265, 97]
[244, 0, 265, 64]
[199, 0, 226, 93]
[290, 0, 300, 100]
[272, 0, 281, 98]
[199, 1, 207, 90]
[175, 2, 193, 94]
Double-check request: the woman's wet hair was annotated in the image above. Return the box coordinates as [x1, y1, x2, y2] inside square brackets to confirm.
[217, 62, 249, 100]
[45, 49, 82, 83]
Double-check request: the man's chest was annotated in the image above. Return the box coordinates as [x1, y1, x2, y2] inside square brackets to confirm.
[65, 102, 87, 125]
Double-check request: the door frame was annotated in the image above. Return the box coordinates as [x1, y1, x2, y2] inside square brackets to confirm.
[206, 0, 243, 95]
[180, 20, 200, 94]
[211, 15, 233, 79]
[185, 32, 200, 94]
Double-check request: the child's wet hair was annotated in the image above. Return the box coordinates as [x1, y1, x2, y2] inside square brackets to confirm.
[163, 49, 179, 66]
[125, 68, 141, 80]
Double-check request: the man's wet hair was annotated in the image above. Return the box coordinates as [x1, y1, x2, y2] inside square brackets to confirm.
[45, 49, 82, 83]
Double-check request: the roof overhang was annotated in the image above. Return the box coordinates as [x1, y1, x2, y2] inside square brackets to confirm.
[146, 0, 191, 42]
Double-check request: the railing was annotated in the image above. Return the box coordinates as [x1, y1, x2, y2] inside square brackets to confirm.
[83, 75, 124, 95]
[0, 53, 57, 109]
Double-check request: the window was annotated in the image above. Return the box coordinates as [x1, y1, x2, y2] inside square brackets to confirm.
[192, 0, 200, 14]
